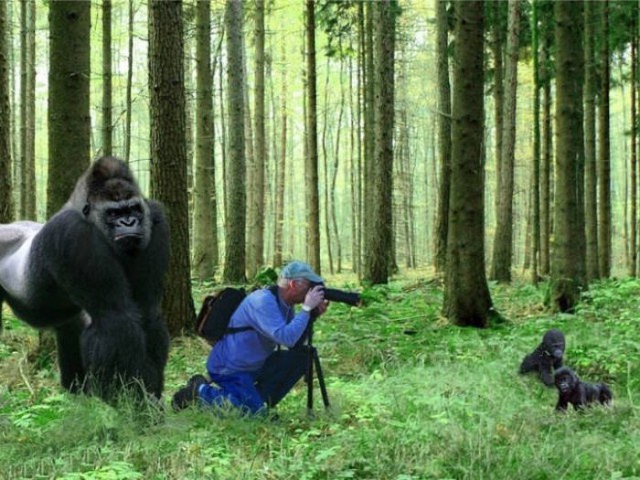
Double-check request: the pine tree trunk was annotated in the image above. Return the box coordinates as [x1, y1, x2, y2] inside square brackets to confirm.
[584, 0, 600, 281]
[491, 0, 520, 283]
[434, 0, 451, 275]
[0, 0, 12, 224]
[223, 0, 247, 283]
[47, 0, 91, 216]
[364, 0, 396, 284]
[443, 0, 492, 328]
[531, 0, 541, 282]
[598, 0, 611, 278]
[551, 0, 586, 312]
[305, 0, 321, 273]
[631, 12, 639, 276]
[273, 40, 287, 268]
[247, 0, 266, 280]
[102, 0, 112, 156]
[193, 0, 217, 281]
[149, 0, 195, 335]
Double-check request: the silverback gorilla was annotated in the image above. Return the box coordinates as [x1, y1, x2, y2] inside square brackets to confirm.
[519, 328, 565, 386]
[0, 156, 170, 402]
[554, 366, 612, 411]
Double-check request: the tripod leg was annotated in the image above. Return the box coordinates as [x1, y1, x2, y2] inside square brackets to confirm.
[306, 346, 314, 411]
[312, 348, 330, 408]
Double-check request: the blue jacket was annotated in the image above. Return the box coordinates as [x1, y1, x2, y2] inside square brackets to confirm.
[206, 287, 311, 376]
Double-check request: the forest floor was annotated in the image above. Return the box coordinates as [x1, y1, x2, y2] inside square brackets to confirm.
[1, 273, 640, 479]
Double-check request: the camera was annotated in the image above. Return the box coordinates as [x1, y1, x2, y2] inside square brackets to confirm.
[310, 282, 361, 307]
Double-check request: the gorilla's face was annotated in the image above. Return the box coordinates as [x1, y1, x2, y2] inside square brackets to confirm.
[87, 197, 151, 254]
[104, 201, 148, 251]
[555, 370, 576, 394]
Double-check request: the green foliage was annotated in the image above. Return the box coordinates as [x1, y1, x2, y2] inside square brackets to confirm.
[3, 278, 640, 478]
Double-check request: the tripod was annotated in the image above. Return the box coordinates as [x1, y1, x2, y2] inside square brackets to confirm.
[303, 315, 330, 412]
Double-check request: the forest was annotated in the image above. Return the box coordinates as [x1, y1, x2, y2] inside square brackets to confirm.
[2, 0, 640, 479]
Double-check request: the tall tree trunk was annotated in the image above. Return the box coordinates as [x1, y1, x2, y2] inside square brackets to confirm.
[531, 0, 540, 283]
[47, 0, 91, 215]
[540, 27, 553, 277]
[0, 0, 12, 223]
[444, 0, 492, 327]
[362, 2, 375, 276]
[102, 0, 112, 156]
[631, 8, 639, 277]
[247, 0, 266, 279]
[305, 0, 321, 273]
[584, 0, 599, 281]
[273, 40, 287, 268]
[364, 0, 396, 284]
[223, 0, 247, 283]
[491, 1, 504, 204]
[598, 0, 611, 278]
[192, 0, 217, 281]
[321, 60, 334, 274]
[491, 0, 520, 282]
[350, 33, 361, 275]
[551, 0, 586, 312]
[149, 0, 194, 335]
[22, 0, 36, 220]
[331, 56, 345, 273]
[434, 0, 451, 275]
[124, 0, 134, 163]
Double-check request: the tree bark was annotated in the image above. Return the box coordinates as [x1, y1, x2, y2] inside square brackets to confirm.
[443, 0, 492, 328]
[102, 0, 112, 156]
[364, 0, 396, 284]
[584, 0, 599, 281]
[598, 0, 611, 278]
[247, 0, 266, 280]
[491, 0, 520, 283]
[305, 0, 321, 273]
[223, 0, 247, 283]
[434, 0, 451, 275]
[192, 0, 218, 281]
[47, 0, 91, 216]
[0, 0, 13, 223]
[149, 0, 195, 335]
[551, 0, 586, 312]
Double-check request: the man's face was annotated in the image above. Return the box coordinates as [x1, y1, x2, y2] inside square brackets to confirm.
[290, 278, 312, 303]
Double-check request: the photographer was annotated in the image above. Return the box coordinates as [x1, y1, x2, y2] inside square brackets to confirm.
[172, 261, 328, 414]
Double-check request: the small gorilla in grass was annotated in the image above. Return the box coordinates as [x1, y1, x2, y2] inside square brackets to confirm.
[519, 328, 565, 386]
[0, 156, 170, 402]
[554, 366, 612, 411]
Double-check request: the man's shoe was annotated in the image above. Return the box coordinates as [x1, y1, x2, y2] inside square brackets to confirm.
[171, 374, 208, 411]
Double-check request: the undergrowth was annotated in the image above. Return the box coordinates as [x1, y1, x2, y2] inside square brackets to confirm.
[1, 277, 640, 479]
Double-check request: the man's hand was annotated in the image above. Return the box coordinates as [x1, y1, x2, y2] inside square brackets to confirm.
[303, 285, 325, 311]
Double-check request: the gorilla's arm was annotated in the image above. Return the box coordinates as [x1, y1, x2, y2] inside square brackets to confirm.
[519, 349, 540, 374]
[538, 355, 556, 387]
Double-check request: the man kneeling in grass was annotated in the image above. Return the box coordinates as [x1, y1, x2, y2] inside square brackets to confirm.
[172, 261, 328, 414]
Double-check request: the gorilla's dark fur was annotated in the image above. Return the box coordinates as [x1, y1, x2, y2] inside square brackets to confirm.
[554, 366, 612, 411]
[519, 328, 565, 386]
[0, 156, 170, 401]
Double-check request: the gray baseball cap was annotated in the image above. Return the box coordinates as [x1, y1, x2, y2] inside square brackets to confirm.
[280, 261, 323, 284]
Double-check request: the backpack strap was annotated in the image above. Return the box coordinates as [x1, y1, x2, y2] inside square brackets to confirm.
[224, 285, 279, 335]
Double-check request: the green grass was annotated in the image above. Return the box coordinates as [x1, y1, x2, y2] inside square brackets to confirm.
[2, 277, 640, 479]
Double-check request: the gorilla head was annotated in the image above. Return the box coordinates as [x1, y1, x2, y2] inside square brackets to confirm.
[69, 156, 152, 252]
[0, 156, 170, 403]
[542, 329, 565, 364]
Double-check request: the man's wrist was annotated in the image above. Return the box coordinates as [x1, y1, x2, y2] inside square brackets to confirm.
[302, 304, 313, 312]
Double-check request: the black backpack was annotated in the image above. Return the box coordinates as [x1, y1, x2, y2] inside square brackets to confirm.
[195, 286, 277, 344]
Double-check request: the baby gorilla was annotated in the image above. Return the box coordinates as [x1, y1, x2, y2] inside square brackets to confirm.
[554, 366, 612, 411]
[519, 328, 565, 386]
